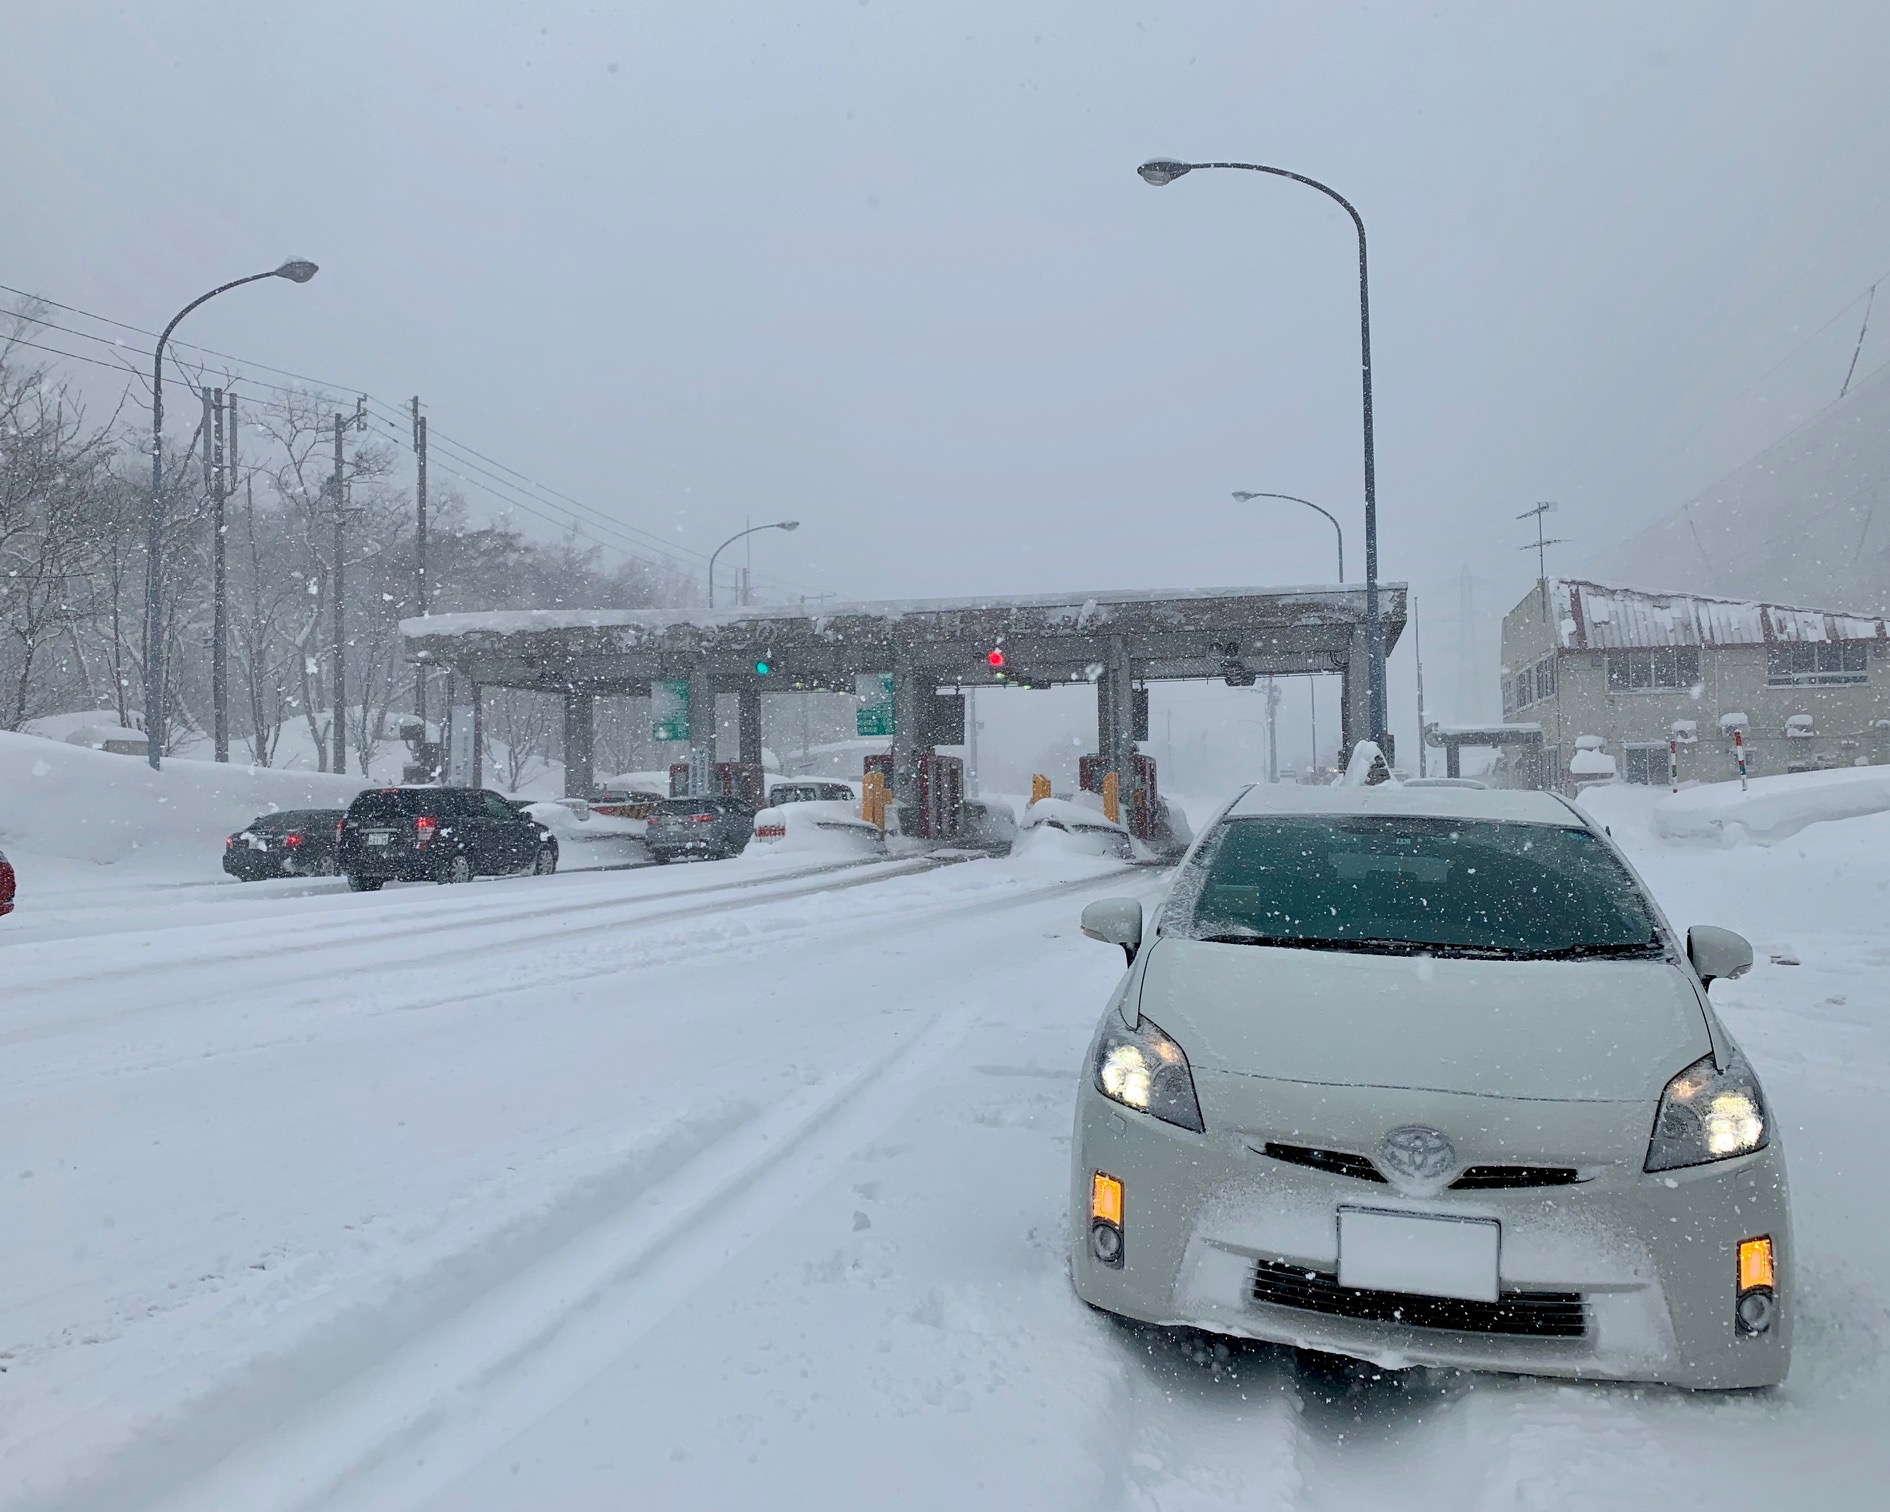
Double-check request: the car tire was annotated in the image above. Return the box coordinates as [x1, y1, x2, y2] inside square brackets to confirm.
[346, 874, 383, 892]
[437, 854, 473, 885]
[650, 851, 672, 865]
[532, 846, 557, 876]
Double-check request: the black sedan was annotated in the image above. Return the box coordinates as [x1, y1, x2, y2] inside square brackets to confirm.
[222, 809, 346, 880]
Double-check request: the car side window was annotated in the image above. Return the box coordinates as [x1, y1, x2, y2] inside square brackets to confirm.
[482, 793, 518, 820]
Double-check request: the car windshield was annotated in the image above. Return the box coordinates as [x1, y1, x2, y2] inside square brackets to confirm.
[654, 798, 722, 817]
[249, 810, 328, 833]
[1169, 815, 1664, 960]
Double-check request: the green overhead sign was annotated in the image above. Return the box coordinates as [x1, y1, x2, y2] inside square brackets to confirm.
[855, 672, 894, 738]
[651, 679, 690, 742]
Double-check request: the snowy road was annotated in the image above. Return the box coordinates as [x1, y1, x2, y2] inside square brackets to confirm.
[6, 807, 1890, 1510]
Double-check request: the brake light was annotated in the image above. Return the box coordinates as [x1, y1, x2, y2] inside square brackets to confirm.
[692, 813, 716, 824]
[755, 823, 786, 839]
[225, 836, 234, 850]
[336, 818, 345, 840]
[415, 815, 438, 850]
[284, 833, 303, 848]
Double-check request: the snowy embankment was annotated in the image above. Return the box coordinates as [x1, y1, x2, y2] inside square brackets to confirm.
[0, 730, 364, 882]
[1630, 764, 1890, 845]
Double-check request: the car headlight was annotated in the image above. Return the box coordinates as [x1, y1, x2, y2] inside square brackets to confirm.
[1094, 1016, 1205, 1133]
[1645, 1051, 1770, 1172]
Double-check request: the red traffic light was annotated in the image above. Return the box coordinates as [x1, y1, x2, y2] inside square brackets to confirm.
[986, 648, 1005, 667]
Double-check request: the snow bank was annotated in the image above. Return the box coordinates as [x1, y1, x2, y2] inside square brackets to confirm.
[0, 730, 365, 878]
[1649, 764, 1890, 845]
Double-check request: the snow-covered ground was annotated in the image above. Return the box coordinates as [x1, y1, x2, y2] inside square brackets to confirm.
[3, 766, 1888, 1509]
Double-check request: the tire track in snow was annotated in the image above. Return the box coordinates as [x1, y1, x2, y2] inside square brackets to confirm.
[1, 853, 924, 996]
[136, 873, 1129, 1512]
[0, 856, 952, 1050]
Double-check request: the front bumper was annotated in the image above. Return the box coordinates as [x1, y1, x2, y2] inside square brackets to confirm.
[1069, 1081, 1792, 1389]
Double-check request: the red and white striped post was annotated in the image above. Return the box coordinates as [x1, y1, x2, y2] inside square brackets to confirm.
[1734, 727, 1748, 791]
[1669, 737, 1680, 794]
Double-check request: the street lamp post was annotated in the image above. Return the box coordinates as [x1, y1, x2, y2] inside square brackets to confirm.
[1232, 491, 1345, 582]
[144, 259, 318, 769]
[1139, 158, 1386, 750]
[707, 520, 800, 609]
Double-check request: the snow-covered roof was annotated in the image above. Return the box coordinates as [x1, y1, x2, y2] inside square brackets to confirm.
[1550, 579, 1888, 652]
[400, 582, 1396, 641]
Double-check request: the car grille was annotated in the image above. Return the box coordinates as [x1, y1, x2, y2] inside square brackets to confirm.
[1250, 1259, 1586, 1339]
[1450, 1165, 1582, 1190]
[1259, 1143, 1387, 1182]
[1256, 1143, 1581, 1191]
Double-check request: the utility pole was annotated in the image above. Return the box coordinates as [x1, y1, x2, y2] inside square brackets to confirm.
[1516, 502, 1564, 621]
[412, 396, 429, 725]
[201, 388, 221, 759]
[213, 390, 233, 761]
[332, 412, 347, 775]
[1264, 676, 1280, 783]
[1413, 595, 1427, 778]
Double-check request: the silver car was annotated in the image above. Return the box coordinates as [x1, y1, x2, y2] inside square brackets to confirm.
[1070, 784, 1789, 1389]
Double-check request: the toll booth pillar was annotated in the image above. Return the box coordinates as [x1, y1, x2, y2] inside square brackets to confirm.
[737, 686, 764, 767]
[1340, 626, 1372, 768]
[562, 691, 595, 799]
[687, 667, 718, 796]
[1097, 638, 1142, 816]
[891, 648, 921, 810]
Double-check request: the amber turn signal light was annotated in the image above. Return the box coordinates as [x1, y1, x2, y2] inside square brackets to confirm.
[1090, 1172, 1123, 1227]
[1738, 1235, 1776, 1293]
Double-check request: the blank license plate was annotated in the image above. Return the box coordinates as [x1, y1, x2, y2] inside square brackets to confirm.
[366, 832, 393, 846]
[1338, 1209, 1500, 1302]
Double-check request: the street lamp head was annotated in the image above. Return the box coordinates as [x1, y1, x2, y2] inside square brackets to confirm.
[1232, 491, 1259, 501]
[274, 259, 319, 284]
[1137, 159, 1193, 186]
[776, 519, 800, 532]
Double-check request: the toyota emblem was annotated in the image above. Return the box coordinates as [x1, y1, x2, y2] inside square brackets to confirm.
[1378, 1125, 1458, 1185]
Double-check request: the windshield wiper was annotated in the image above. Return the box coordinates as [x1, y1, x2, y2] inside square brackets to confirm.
[1519, 939, 1666, 961]
[1194, 932, 1664, 962]
[1194, 932, 1506, 959]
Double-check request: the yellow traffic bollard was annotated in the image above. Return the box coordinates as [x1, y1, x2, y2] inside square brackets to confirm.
[861, 770, 888, 830]
[1031, 773, 1051, 804]
[1102, 771, 1121, 825]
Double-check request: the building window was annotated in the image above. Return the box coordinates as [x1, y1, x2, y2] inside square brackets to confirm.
[1509, 670, 1532, 711]
[1766, 642, 1867, 686]
[1623, 743, 1670, 786]
[1605, 647, 1701, 692]
[1535, 657, 1556, 702]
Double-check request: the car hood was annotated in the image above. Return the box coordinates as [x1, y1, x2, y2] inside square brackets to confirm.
[1136, 935, 1712, 1103]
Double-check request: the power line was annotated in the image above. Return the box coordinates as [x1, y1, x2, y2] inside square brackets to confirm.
[2, 277, 822, 597]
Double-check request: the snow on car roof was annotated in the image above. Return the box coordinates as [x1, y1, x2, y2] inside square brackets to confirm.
[1225, 783, 1580, 826]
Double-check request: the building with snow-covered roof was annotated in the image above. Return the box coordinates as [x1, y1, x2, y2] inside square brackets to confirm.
[1502, 578, 1890, 787]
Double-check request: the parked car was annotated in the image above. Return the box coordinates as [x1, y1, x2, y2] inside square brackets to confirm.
[590, 786, 666, 820]
[1070, 783, 1789, 1389]
[337, 787, 559, 891]
[0, 845, 14, 917]
[645, 796, 755, 863]
[766, 780, 857, 806]
[222, 809, 346, 880]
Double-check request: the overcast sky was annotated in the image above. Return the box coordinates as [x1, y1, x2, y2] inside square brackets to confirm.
[9, 1, 1890, 731]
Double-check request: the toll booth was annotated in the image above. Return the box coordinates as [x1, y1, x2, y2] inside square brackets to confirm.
[916, 752, 964, 839]
[1079, 752, 1160, 841]
[667, 761, 766, 804]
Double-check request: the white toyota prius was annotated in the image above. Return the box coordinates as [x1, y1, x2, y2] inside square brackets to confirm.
[1070, 783, 1789, 1388]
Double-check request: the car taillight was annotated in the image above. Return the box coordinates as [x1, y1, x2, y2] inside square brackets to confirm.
[692, 813, 716, 824]
[415, 815, 438, 850]
[225, 836, 234, 849]
[336, 819, 346, 840]
[755, 824, 786, 840]
[284, 833, 303, 848]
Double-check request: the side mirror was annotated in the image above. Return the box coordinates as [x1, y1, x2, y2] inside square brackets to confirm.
[1687, 925, 1753, 988]
[1081, 898, 1143, 966]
